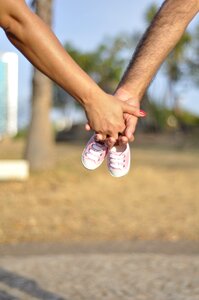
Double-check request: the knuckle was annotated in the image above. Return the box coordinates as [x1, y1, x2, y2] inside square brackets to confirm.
[107, 129, 113, 136]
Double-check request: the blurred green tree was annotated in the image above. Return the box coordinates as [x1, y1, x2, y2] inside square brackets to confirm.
[165, 32, 192, 111]
[143, 4, 192, 132]
[187, 24, 199, 85]
[145, 4, 191, 110]
[54, 34, 133, 111]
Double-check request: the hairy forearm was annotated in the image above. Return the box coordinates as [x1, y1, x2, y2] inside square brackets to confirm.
[117, 0, 199, 100]
[0, 0, 103, 107]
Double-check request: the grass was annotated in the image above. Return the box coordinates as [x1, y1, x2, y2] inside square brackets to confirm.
[0, 137, 199, 244]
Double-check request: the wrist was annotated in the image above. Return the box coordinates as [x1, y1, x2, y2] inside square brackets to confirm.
[80, 84, 105, 109]
[115, 86, 142, 102]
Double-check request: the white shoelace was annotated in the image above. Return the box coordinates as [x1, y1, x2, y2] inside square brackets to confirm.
[86, 143, 106, 162]
[109, 152, 126, 170]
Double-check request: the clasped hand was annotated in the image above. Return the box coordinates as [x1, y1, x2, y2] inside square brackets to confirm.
[84, 89, 145, 148]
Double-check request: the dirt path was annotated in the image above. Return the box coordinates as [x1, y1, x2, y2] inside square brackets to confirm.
[0, 241, 199, 300]
[1, 141, 199, 244]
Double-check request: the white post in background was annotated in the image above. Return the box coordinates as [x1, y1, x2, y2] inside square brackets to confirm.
[1, 52, 18, 136]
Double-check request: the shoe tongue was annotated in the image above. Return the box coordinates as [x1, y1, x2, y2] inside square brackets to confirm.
[93, 143, 103, 151]
[97, 141, 107, 148]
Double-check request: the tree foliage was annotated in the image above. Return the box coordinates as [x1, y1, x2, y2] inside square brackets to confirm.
[186, 25, 199, 85]
[140, 3, 196, 131]
[54, 34, 134, 108]
[54, 2, 198, 132]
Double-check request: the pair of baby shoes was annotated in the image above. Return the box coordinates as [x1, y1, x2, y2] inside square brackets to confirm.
[81, 135, 130, 177]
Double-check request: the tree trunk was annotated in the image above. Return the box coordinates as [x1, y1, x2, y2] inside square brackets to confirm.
[25, 0, 55, 171]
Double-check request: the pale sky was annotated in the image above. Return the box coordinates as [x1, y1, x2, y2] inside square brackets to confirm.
[0, 0, 199, 124]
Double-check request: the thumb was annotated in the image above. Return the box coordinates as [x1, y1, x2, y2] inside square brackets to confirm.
[122, 102, 147, 117]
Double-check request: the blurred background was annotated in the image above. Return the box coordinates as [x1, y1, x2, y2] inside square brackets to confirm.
[0, 0, 199, 246]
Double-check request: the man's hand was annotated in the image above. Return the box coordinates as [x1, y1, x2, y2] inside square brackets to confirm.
[84, 91, 143, 140]
[118, 98, 140, 144]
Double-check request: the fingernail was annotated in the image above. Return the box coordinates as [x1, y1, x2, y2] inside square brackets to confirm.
[139, 110, 147, 117]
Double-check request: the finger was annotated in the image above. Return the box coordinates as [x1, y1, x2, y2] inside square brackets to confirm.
[108, 132, 119, 141]
[95, 133, 106, 141]
[125, 124, 136, 140]
[85, 123, 91, 131]
[128, 135, 135, 142]
[125, 118, 137, 140]
[118, 135, 129, 145]
[106, 137, 117, 149]
[122, 103, 147, 118]
[118, 135, 134, 147]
